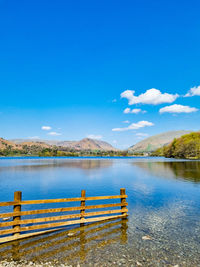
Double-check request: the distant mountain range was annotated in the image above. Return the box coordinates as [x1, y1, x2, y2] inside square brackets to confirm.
[128, 130, 192, 153]
[10, 138, 117, 151]
[0, 130, 195, 155]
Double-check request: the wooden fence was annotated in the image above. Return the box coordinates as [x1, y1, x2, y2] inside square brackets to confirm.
[0, 188, 128, 244]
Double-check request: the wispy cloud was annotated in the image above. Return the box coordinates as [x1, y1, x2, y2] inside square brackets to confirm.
[185, 85, 200, 97]
[112, 99, 117, 103]
[121, 88, 178, 105]
[159, 104, 198, 114]
[136, 133, 149, 137]
[123, 108, 146, 114]
[41, 126, 52, 131]
[28, 136, 40, 139]
[123, 120, 130, 123]
[112, 120, 154, 132]
[48, 131, 62, 136]
[87, 134, 102, 140]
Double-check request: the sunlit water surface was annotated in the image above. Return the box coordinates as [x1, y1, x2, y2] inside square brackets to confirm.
[0, 157, 200, 266]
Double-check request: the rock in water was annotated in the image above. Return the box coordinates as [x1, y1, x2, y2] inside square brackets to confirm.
[142, 235, 152, 240]
[2, 217, 11, 221]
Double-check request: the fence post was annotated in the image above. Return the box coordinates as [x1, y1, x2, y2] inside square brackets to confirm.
[120, 188, 127, 217]
[80, 190, 86, 226]
[13, 191, 22, 236]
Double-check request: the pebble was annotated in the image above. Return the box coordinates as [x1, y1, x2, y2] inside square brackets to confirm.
[0, 261, 73, 267]
[67, 232, 75, 236]
[142, 235, 153, 240]
[2, 217, 11, 221]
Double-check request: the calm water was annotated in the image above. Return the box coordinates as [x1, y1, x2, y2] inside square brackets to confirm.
[0, 157, 200, 266]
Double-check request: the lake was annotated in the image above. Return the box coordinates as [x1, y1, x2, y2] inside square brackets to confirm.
[0, 157, 200, 266]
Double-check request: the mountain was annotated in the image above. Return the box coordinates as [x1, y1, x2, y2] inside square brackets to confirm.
[0, 138, 18, 150]
[129, 130, 192, 153]
[0, 138, 52, 150]
[72, 138, 117, 151]
[11, 138, 117, 151]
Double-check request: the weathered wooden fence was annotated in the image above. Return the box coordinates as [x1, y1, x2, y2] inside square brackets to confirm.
[0, 188, 128, 244]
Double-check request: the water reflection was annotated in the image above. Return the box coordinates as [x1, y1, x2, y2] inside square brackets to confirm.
[1, 158, 200, 266]
[0, 159, 113, 172]
[133, 160, 200, 183]
[0, 218, 128, 265]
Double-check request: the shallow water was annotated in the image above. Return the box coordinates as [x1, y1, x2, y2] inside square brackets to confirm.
[0, 157, 200, 266]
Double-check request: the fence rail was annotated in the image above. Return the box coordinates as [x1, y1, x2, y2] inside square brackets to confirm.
[0, 188, 128, 244]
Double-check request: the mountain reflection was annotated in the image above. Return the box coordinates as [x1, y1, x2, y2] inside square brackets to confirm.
[133, 160, 200, 183]
[0, 159, 113, 171]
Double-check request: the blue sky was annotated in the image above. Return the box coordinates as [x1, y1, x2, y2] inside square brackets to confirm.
[0, 0, 200, 149]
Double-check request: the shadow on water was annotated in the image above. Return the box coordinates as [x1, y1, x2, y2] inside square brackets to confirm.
[133, 160, 200, 183]
[0, 218, 128, 265]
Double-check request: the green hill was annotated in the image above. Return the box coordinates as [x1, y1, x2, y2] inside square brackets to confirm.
[163, 132, 200, 159]
[129, 130, 192, 153]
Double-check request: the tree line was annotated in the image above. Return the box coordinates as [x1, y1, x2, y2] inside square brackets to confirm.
[0, 144, 134, 157]
[151, 132, 200, 159]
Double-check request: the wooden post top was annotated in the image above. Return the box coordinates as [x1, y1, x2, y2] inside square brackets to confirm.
[14, 191, 22, 201]
[120, 188, 126, 195]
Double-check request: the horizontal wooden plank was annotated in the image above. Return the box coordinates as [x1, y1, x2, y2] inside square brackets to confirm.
[0, 213, 81, 227]
[0, 209, 128, 228]
[0, 214, 127, 235]
[0, 195, 127, 207]
[0, 228, 62, 244]
[0, 201, 17, 207]
[0, 202, 128, 218]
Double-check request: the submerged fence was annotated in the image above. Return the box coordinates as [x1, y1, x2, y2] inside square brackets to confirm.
[0, 217, 128, 263]
[0, 188, 128, 244]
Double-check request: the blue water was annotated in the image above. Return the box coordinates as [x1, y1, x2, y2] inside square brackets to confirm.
[0, 157, 200, 266]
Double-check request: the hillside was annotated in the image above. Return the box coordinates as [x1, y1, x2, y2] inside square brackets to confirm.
[70, 138, 117, 151]
[11, 138, 117, 151]
[0, 138, 53, 155]
[0, 138, 18, 150]
[129, 130, 192, 153]
[163, 132, 200, 159]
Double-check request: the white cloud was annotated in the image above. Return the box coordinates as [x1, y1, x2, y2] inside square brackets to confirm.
[48, 131, 62, 136]
[112, 120, 154, 132]
[41, 126, 52, 131]
[123, 108, 146, 114]
[123, 108, 131, 114]
[112, 99, 117, 102]
[87, 134, 102, 140]
[113, 140, 117, 144]
[185, 85, 200, 97]
[123, 120, 130, 123]
[121, 88, 178, 105]
[159, 104, 198, 114]
[136, 133, 149, 137]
